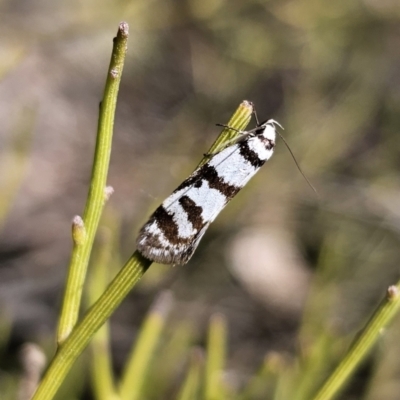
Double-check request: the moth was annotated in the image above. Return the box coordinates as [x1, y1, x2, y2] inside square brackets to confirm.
[136, 108, 282, 265]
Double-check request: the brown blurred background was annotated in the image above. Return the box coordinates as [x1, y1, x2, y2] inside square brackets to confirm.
[1, 0, 400, 398]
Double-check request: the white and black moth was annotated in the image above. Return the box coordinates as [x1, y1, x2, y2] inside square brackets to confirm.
[136, 111, 282, 265]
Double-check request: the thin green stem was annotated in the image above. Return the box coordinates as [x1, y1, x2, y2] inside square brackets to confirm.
[311, 285, 400, 400]
[177, 348, 204, 400]
[88, 229, 117, 400]
[197, 100, 254, 168]
[204, 314, 227, 400]
[119, 291, 173, 400]
[33, 100, 254, 400]
[240, 352, 284, 400]
[57, 22, 129, 345]
[32, 251, 151, 400]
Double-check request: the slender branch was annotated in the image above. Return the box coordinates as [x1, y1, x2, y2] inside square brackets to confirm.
[57, 22, 129, 345]
[32, 251, 151, 400]
[311, 285, 400, 400]
[32, 99, 254, 400]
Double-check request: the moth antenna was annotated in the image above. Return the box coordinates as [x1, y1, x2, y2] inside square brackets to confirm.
[268, 119, 284, 130]
[278, 132, 319, 197]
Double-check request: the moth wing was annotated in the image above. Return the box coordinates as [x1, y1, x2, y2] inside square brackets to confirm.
[171, 222, 210, 266]
[136, 211, 210, 265]
[136, 143, 246, 266]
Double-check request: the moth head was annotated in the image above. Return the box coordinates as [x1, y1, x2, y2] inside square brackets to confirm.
[259, 119, 283, 142]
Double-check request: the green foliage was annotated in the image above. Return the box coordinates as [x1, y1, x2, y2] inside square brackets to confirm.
[27, 23, 255, 400]
[2, 3, 400, 397]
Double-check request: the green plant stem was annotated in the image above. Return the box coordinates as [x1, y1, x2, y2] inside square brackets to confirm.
[204, 314, 227, 400]
[33, 101, 253, 400]
[119, 291, 173, 400]
[311, 285, 400, 400]
[197, 100, 254, 168]
[33, 251, 151, 400]
[88, 229, 117, 400]
[90, 323, 116, 400]
[177, 348, 204, 400]
[57, 22, 129, 345]
[240, 352, 284, 400]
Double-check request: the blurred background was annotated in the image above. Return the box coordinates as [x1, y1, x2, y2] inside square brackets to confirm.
[1, 0, 400, 399]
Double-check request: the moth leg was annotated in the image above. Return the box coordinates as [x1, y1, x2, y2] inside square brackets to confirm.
[204, 124, 255, 157]
[251, 103, 262, 127]
[215, 123, 246, 133]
